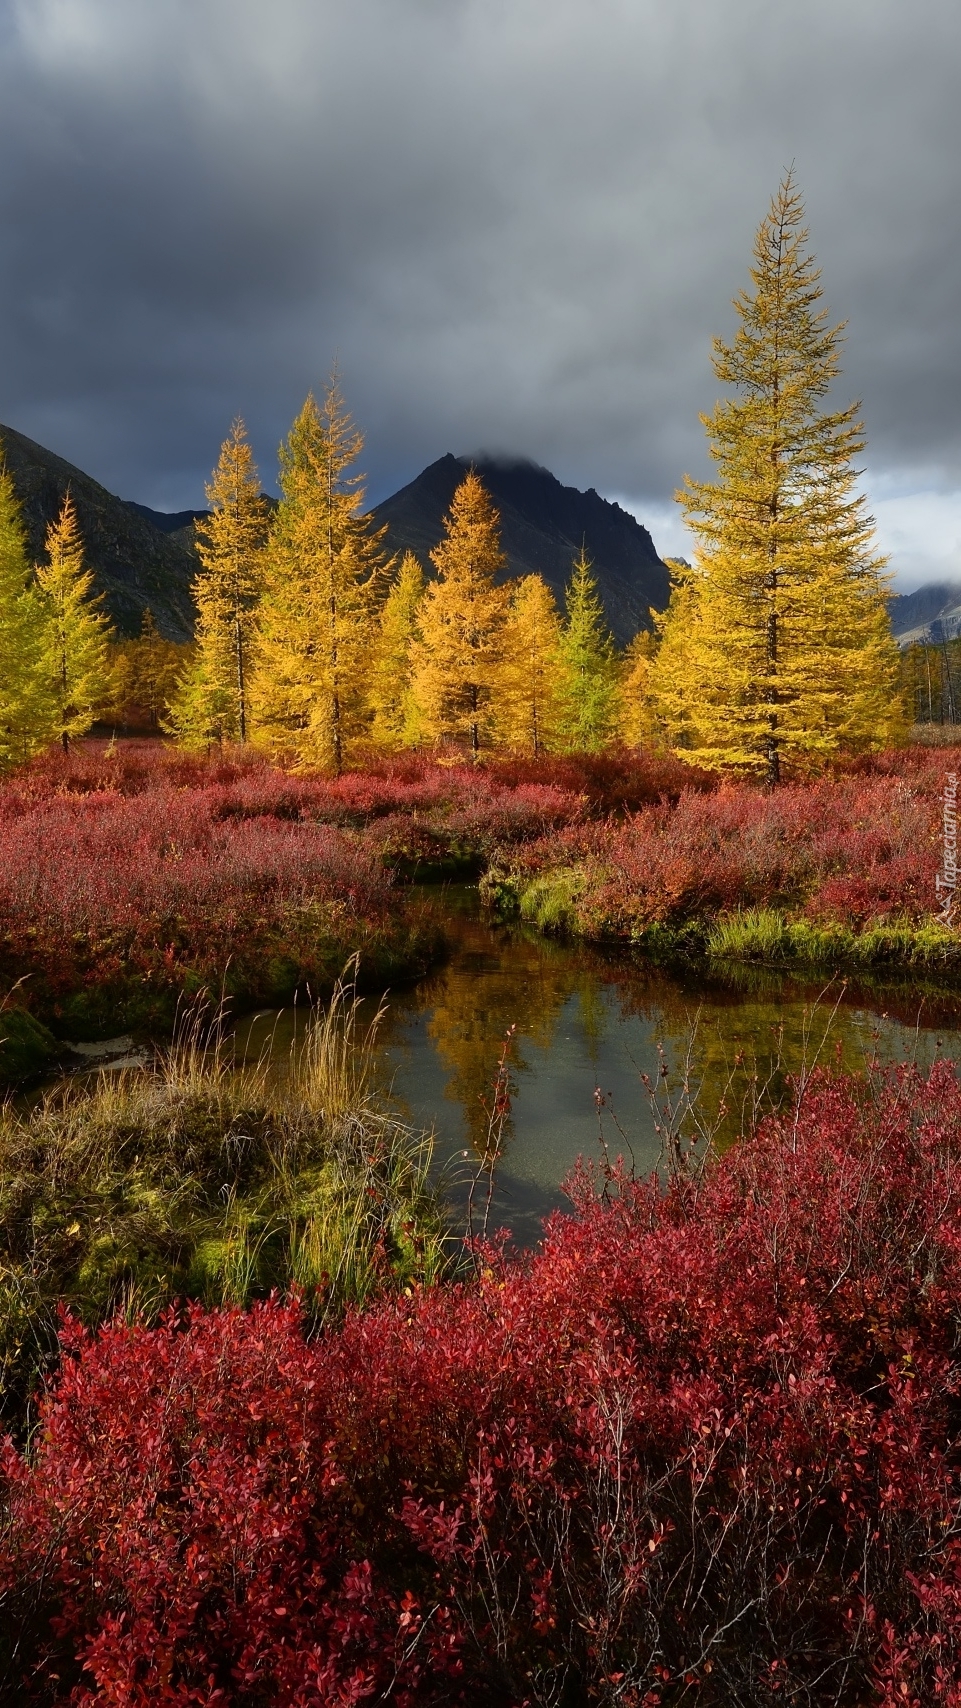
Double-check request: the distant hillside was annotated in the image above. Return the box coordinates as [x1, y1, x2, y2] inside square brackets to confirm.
[889, 582, 961, 646]
[0, 425, 198, 639]
[370, 454, 671, 645]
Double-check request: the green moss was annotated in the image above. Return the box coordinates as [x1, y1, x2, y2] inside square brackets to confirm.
[516, 868, 588, 934]
[0, 981, 449, 1436]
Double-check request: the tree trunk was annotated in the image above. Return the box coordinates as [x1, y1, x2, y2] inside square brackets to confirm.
[235, 613, 246, 744]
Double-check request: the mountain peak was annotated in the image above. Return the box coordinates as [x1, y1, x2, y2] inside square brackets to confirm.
[370, 456, 668, 643]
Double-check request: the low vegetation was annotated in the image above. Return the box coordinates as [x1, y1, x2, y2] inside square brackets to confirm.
[0, 739, 957, 1069]
[487, 745, 961, 967]
[0, 740, 718, 1052]
[3, 1061, 961, 1703]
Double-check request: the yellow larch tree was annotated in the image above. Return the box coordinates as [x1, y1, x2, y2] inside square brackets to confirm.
[410, 469, 510, 756]
[369, 552, 425, 749]
[102, 610, 192, 732]
[496, 573, 561, 754]
[168, 420, 268, 748]
[0, 464, 52, 769]
[253, 381, 387, 772]
[655, 171, 904, 782]
[35, 494, 111, 751]
[618, 625, 660, 749]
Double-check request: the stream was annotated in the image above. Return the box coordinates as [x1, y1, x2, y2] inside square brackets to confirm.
[232, 886, 961, 1247]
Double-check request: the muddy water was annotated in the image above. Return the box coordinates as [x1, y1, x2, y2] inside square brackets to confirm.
[235, 887, 961, 1247]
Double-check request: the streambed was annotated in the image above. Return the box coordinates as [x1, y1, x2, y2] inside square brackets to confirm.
[234, 885, 961, 1246]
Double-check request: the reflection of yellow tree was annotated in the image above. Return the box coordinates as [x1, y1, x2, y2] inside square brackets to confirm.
[423, 919, 582, 1152]
[635, 974, 901, 1149]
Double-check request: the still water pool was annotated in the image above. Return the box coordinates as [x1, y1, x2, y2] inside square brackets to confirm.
[236, 887, 961, 1247]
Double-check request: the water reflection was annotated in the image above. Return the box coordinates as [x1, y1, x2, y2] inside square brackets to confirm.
[235, 888, 961, 1247]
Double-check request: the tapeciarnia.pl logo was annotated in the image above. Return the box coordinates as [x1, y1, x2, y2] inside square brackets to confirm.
[936, 772, 958, 925]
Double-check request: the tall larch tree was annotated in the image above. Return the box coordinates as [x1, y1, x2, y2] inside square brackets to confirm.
[368, 552, 425, 749]
[411, 470, 509, 756]
[168, 420, 268, 748]
[35, 494, 111, 752]
[655, 171, 904, 782]
[554, 548, 619, 752]
[253, 381, 386, 771]
[497, 574, 562, 754]
[0, 465, 52, 769]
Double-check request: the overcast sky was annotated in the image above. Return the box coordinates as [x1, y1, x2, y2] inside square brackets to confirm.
[1, 0, 959, 588]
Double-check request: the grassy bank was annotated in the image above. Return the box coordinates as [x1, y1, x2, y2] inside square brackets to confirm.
[0, 980, 448, 1436]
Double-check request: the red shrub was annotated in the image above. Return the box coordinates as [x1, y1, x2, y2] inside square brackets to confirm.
[0, 1301, 462, 1706]
[0, 743, 587, 1014]
[0, 784, 398, 1013]
[509, 762, 947, 930]
[5, 1064, 961, 1703]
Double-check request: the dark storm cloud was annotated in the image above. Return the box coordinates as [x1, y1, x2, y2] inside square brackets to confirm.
[1, 0, 960, 579]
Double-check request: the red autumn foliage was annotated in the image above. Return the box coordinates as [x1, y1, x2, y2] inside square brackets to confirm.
[0, 781, 400, 1015]
[507, 753, 960, 929]
[16, 740, 712, 818]
[0, 743, 581, 1018]
[4, 1062, 961, 1704]
[4, 737, 960, 1017]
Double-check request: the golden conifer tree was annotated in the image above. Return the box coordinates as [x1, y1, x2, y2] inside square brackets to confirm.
[369, 552, 425, 749]
[253, 381, 387, 771]
[554, 548, 619, 752]
[169, 420, 268, 749]
[497, 573, 561, 754]
[35, 494, 111, 751]
[0, 466, 52, 769]
[410, 470, 509, 756]
[101, 610, 191, 732]
[655, 172, 904, 781]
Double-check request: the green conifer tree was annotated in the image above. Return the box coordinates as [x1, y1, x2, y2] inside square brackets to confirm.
[655, 172, 904, 780]
[35, 494, 111, 751]
[0, 466, 51, 770]
[168, 420, 268, 749]
[369, 552, 425, 749]
[554, 548, 619, 752]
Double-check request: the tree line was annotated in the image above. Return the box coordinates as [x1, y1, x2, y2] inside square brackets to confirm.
[167, 396, 642, 768]
[0, 171, 908, 779]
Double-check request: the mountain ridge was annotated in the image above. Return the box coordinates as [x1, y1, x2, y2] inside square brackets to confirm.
[369, 453, 670, 645]
[0, 427, 670, 648]
[889, 582, 961, 645]
[0, 424, 197, 639]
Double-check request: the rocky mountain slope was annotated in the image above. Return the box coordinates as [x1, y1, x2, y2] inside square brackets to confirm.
[889, 582, 961, 646]
[0, 425, 198, 639]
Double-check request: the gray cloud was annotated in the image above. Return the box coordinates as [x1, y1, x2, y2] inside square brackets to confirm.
[1, 0, 960, 582]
